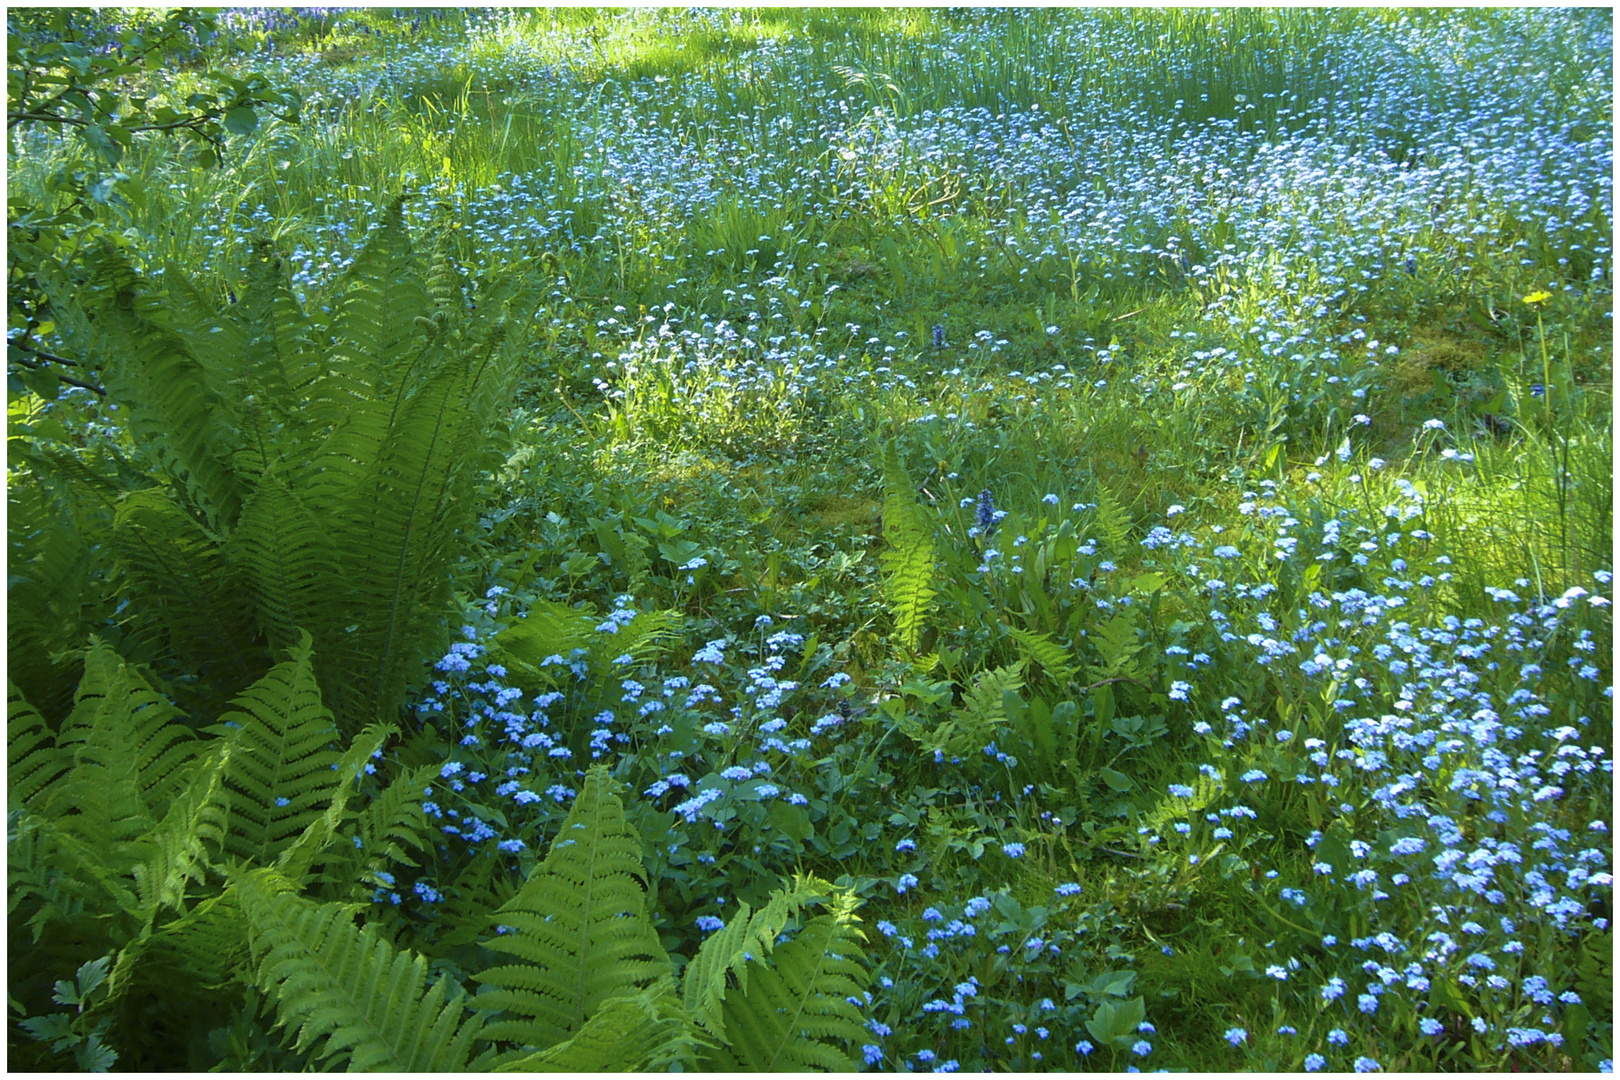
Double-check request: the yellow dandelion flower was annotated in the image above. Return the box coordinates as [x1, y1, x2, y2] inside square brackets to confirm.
[1523, 290, 1552, 304]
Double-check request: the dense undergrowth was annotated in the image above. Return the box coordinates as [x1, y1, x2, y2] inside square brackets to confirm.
[7, 7, 1613, 1072]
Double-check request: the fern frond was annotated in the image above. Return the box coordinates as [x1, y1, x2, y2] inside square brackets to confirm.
[51, 639, 201, 820]
[7, 470, 114, 720]
[495, 978, 697, 1072]
[110, 487, 266, 699]
[110, 887, 247, 1005]
[274, 721, 396, 886]
[131, 745, 231, 916]
[683, 874, 831, 1040]
[429, 851, 521, 953]
[8, 682, 68, 809]
[921, 664, 1025, 758]
[474, 766, 671, 1050]
[489, 601, 596, 681]
[228, 468, 337, 654]
[1091, 482, 1132, 556]
[1006, 625, 1078, 686]
[880, 440, 937, 652]
[208, 631, 343, 867]
[588, 607, 682, 671]
[234, 869, 489, 1072]
[39, 643, 206, 923]
[694, 879, 871, 1072]
[88, 248, 245, 531]
[7, 810, 93, 942]
[324, 198, 434, 404]
[234, 243, 323, 453]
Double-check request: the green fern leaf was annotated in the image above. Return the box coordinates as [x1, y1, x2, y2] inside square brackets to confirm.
[324, 198, 433, 404]
[109, 887, 247, 1009]
[494, 978, 697, 1072]
[587, 607, 681, 672]
[8, 682, 69, 809]
[694, 880, 871, 1071]
[131, 745, 231, 916]
[228, 470, 338, 654]
[208, 631, 344, 867]
[8, 809, 94, 943]
[7, 468, 114, 720]
[307, 316, 524, 726]
[879, 440, 937, 652]
[84, 247, 245, 531]
[233, 243, 324, 456]
[50, 639, 200, 822]
[235, 869, 490, 1072]
[930, 664, 1024, 758]
[429, 850, 522, 953]
[1006, 625, 1079, 686]
[490, 601, 597, 681]
[683, 874, 831, 1040]
[274, 721, 396, 886]
[1092, 482, 1132, 557]
[474, 766, 671, 1050]
[110, 487, 266, 701]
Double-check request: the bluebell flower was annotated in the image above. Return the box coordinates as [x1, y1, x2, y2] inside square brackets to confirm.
[977, 490, 996, 531]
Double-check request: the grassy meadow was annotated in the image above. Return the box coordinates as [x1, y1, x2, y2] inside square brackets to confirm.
[7, 7, 1613, 1072]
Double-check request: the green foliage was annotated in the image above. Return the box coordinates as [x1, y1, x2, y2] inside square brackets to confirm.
[6, 8, 1611, 1075]
[7, 7, 300, 395]
[205, 631, 342, 867]
[685, 874, 872, 1071]
[31, 201, 538, 729]
[234, 869, 493, 1072]
[494, 979, 695, 1072]
[474, 766, 672, 1051]
[880, 439, 938, 652]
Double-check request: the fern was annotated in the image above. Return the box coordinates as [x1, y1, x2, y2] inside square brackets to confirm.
[495, 978, 696, 1072]
[82, 250, 246, 532]
[880, 439, 937, 652]
[234, 869, 492, 1072]
[206, 631, 343, 868]
[49, 639, 200, 825]
[9, 682, 69, 808]
[1006, 624, 1079, 686]
[6, 466, 115, 720]
[228, 470, 336, 655]
[273, 721, 397, 886]
[474, 766, 671, 1051]
[489, 600, 597, 681]
[1091, 482, 1132, 556]
[130, 746, 230, 917]
[299, 760, 438, 902]
[39, 201, 535, 737]
[110, 487, 266, 702]
[9, 645, 203, 957]
[682, 873, 835, 1038]
[429, 851, 522, 953]
[929, 664, 1025, 758]
[691, 880, 871, 1071]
